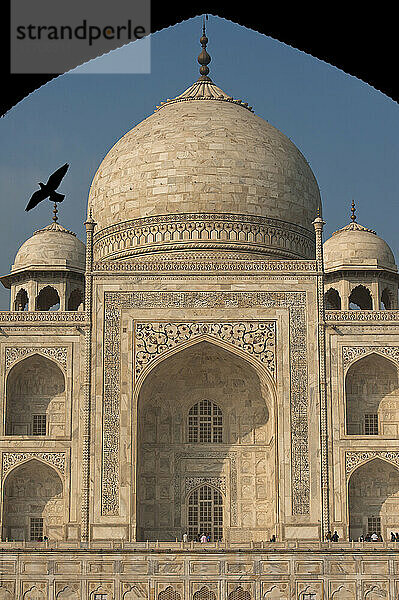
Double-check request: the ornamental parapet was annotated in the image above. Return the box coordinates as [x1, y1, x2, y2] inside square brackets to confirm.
[0, 311, 87, 325]
[326, 310, 399, 322]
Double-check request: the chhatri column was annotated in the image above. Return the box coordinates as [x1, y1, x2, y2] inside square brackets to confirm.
[313, 210, 330, 539]
[81, 210, 95, 541]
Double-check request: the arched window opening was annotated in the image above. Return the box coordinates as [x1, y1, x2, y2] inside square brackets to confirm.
[348, 459, 399, 541]
[2, 459, 63, 541]
[14, 288, 28, 311]
[68, 288, 84, 311]
[381, 288, 392, 310]
[158, 588, 181, 600]
[325, 288, 341, 310]
[188, 399, 222, 443]
[5, 354, 66, 437]
[349, 285, 372, 310]
[188, 485, 223, 542]
[228, 588, 252, 600]
[36, 286, 60, 311]
[193, 589, 216, 600]
[345, 354, 399, 436]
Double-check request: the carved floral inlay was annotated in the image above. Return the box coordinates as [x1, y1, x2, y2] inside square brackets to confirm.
[2, 452, 66, 477]
[343, 346, 399, 369]
[185, 476, 226, 496]
[5, 346, 68, 371]
[326, 310, 399, 322]
[134, 321, 276, 379]
[345, 451, 399, 476]
[103, 291, 309, 517]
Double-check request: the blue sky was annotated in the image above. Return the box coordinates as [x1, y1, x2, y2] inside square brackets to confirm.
[0, 16, 398, 309]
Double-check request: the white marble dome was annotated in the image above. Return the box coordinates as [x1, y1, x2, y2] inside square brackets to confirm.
[11, 222, 86, 274]
[323, 221, 397, 273]
[88, 77, 321, 261]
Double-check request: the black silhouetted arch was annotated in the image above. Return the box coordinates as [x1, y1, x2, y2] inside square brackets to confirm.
[349, 285, 372, 310]
[325, 287, 341, 309]
[381, 288, 393, 310]
[2, 458, 63, 541]
[36, 286, 60, 311]
[68, 288, 84, 311]
[345, 353, 399, 436]
[14, 288, 28, 311]
[5, 354, 65, 436]
[348, 458, 399, 541]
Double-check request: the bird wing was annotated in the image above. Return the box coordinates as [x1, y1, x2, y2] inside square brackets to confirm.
[46, 163, 69, 190]
[25, 188, 48, 211]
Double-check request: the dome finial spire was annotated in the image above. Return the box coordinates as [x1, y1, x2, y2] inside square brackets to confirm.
[351, 198, 356, 222]
[198, 14, 211, 81]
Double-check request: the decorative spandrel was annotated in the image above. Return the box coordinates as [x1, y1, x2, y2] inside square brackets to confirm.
[134, 321, 276, 379]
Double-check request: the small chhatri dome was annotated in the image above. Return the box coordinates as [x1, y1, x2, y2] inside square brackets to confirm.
[88, 18, 321, 262]
[11, 222, 86, 274]
[323, 201, 397, 273]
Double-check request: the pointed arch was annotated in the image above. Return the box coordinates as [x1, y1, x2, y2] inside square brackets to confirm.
[136, 339, 276, 542]
[345, 352, 399, 436]
[67, 288, 84, 311]
[325, 287, 341, 310]
[14, 288, 28, 311]
[348, 457, 399, 541]
[349, 285, 373, 310]
[5, 354, 66, 437]
[36, 285, 60, 311]
[2, 458, 64, 541]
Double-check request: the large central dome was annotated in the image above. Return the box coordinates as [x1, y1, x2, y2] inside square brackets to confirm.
[89, 38, 321, 262]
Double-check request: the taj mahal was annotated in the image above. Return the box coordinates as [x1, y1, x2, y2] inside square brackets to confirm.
[1, 23, 399, 600]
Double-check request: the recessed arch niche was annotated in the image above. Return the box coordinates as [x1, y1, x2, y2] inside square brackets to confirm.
[136, 340, 275, 542]
[348, 458, 399, 541]
[345, 353, 399, 436]
[5, 354, 66, 437]
[2, 459, 64, 541]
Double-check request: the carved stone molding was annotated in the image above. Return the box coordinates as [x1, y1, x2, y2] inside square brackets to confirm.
[102, 291, 309, 518]
[0, 311, 86, 324]
[93, 212, 316, 262]
[5, 346, 68, 372]
[94, 257, 317, 273]
[134, 321, 276, 379]
[1, 451, 66, 477]
[342, 345, 399, 369]
[184, 476, 226, 496]
[326, 310, 399, 322]
[345, 451, 399, 476]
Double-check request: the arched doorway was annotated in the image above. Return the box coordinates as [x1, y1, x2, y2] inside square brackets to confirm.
[348, 458, 399, 540]
[2, 459, 64, 541]
[5, 354, 66, 437]
[325, 288, 341, 310]
[348, 285, 373, 310]
[345, 353, 399, 436]
[136, 341, 274, 542]
[36, 286, 60, 311]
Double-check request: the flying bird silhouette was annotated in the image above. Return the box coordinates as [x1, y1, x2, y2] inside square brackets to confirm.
[25, 163, 69, 212]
